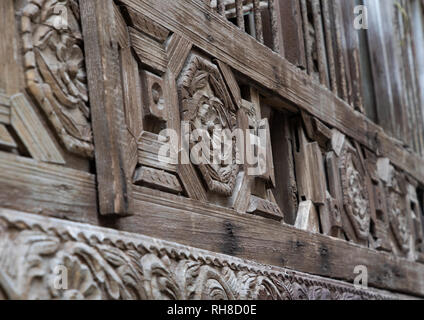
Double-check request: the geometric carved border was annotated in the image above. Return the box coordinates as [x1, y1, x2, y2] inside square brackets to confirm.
[0, 209, 412, 300]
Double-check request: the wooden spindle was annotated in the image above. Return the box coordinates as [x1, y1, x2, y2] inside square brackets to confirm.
[321, 0, 337, 93]
[235, 0, 245, 31]
[217, 0, 226, 15]
[253, 0, 264, 43]
[311, 0, 330, 88]
[300, 0, 313, 75]
[332, 0, 349, 101]
[268, 0, 280, 52]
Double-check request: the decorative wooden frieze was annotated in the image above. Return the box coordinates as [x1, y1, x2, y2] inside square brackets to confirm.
[0, 209, 409, 300]
[20, 0, 93, 157]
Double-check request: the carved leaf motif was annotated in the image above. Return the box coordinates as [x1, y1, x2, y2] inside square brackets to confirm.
[140, 254, 181, 300]
[193, 266, 235, 300]
[48, 253, 101, 300]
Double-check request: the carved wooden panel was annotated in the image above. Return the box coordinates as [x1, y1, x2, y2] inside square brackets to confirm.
[21, 0, 93, 157]
[1, 0, 424, 299]
[76, 1, 285, 220]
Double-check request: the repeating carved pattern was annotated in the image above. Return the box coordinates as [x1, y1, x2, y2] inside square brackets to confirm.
[0, 210, 401, 300]
[178, 54, 239, 196]
[340, 144, 371, 241]
[21, 0, 93, 157]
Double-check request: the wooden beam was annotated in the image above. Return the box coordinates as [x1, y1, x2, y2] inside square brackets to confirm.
[80, 0, 135, 216]
[104, 186, 424, 297]
[0, 152, 98, 224]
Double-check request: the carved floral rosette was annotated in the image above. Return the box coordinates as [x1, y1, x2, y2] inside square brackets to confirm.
[21, 0, 93, 157]
[0, 209, 400, 300]
[340, 144, 371, 241]
[178, 54, 239, 196]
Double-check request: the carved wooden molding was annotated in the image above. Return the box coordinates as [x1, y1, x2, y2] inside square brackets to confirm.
[0, 209, 412, 300]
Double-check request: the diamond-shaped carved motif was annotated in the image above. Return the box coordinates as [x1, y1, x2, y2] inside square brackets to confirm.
[178, 54, 239, 196]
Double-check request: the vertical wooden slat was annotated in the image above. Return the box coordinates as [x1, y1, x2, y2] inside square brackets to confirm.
[300, 0, 313, 75]
[0, 0, 23, 95]
[278, 0, 306, 68]
[410, 0, 424, 155]
[311, 0, 329, 88]
[268, 0, 280, 52]
[80, 0, 135, 216]
[330, 0, 349, 102]
[397, 0, 417, 152]
[340, 0, 364, 112]
[235, 0, 245, 31]
[364, 0, 395, 136]
[253, 0, 264, 43]
[321, 0, 337, 94]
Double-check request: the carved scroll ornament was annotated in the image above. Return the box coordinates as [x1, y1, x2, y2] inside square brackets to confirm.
[21, 0, 93, 157]
[0, 209, 397, 300]
[179, 55, 239, 196]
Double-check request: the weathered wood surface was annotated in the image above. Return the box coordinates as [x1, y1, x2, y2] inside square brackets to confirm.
[119, 0, 424, 185]
[0, 208, 414, 300]
[0, 0, 23, 95]
[80, 0, 135, 216]
[0, 152, 97, 224]
[98, 186, 424, 297]
[0, 0, 423, 300]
